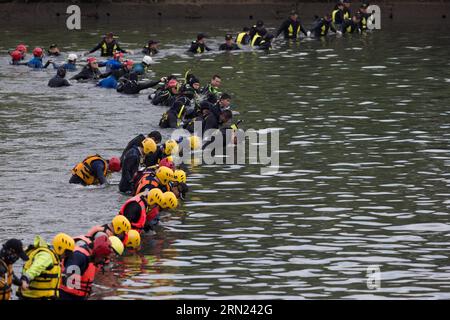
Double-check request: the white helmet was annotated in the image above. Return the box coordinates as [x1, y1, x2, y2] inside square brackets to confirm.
[68, 53, 78, 61]
[142, 55, 153, 65]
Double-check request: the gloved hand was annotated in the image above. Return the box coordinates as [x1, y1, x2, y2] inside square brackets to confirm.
[307, 31, 312, 37]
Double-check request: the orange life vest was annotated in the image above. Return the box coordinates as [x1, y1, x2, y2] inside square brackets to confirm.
[146, 205, 160, 223]
[60, 247, 96, 298]
[71, 155, 107, 185]
[119, 195, 147, 232]
[86, 224, 114, 238]
[135, 173, 159, 195]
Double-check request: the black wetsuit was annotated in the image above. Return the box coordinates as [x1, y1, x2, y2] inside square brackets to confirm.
[119, 145, 141, 193]
[71, 66, 102, 81]
[117, 78, 160, 94]
[69, 159, 107, 185]
[89, 39, 126, 57]
[48, 75, 70, 88]
[341, 19, 361, 34]
[151, 89, 178, 107]
[276, 18, 308, 39]
[188, 41, 212, 54]
[218, 43, 240, 51]
[159, 97, 189, 129]
[310, 18, 337, 37]
[249, 26, 267, 42]
[258, 39, 272, 51]
[144, 147, 165, 167]
[201, 84, 221, 104]
[332, 7, 345, 26]
[142, 46, 159, 56]
[121, 134, 146, 165]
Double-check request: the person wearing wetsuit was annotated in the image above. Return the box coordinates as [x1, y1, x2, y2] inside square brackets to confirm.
[47, 44, 61, 57]
[332, 2, 345, 29]
[159, 96, 190, 129]
[116, 77, 160, 95]
[343, 0, 352, 20]
[119, 145, 142, 193]
[258, 34, 274, 51]
[275, 11, 308, 40]
[71, 58, 102, 81]
[151, 79, 179, 106]
[120, 131, 162, 165]
[22, 48, 51, 69]
[201, 75, 222, 104]
[249, 20, 267, 44]
[219, 34, 240, 51]
[98, 52, 123, 73]
[97, 60, 136, 89]
[358, 3, 371, 31]
[235, 27, 251, 46]
[188, 33, 212, 54]
[142, 40, 159, 56]
[52, 55, 77, 72]
[309, 14, 337, 37]
[341, 14, 362, 34]
[48, 67, 71, 88]
[87, 32, 128, 57]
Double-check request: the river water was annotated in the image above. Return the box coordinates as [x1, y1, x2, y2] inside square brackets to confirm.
[1, 19, 450, 299]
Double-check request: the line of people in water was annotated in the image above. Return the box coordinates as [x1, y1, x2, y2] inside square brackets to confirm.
[1, 128, 204, 300]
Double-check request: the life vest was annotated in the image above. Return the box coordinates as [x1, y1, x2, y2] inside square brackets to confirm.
[251, 34, 262, 47]
[146, 205, 160, 223]
[346, 24, 352, 33]
[0, 259, 13, 300]
[60, 247, 95, 298]
[71, 155, 107, 185]
[361, 15, 367, 30]
[288, 24, 300, 38]
[135, 173, 159, 195]
[236, 32, 247, 45]
[321, 23, 327, 36]
[332, 9, 340, 24]
[119, 195, 147, 232]
[73, 235, 93, 247]
[101, 41, 118, 56]
[20, 246, 61, 299]
[343, 11, 350, 20]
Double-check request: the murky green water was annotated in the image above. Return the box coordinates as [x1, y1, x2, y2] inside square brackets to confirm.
[1, 19, 450, 299]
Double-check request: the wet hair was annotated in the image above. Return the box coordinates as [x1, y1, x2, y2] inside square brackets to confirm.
[211, 74, 221, 80]
[197, 33, 206, 40]
[220, 93, 231, 100]
[221, 109, 233, 121]
[167, 74, 178, 81]
[148, 131, 162, 144]
[57, 67, 66, 78]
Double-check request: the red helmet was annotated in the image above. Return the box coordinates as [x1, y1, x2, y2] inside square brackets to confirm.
[16, 44, 27, 53]
[32, 47, 43, 57]
[87, 57, 97, 64]
[10, 50, 22, 61]
[92, 235, 112, 259]
[159, 157, 175, 170]
[167, 79, 178, 89]
[108, 157, 121, 172]
[113, 52, 124, 60]
[123, 59, 134, 67]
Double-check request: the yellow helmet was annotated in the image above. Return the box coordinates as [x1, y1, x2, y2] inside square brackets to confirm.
[161, 191, 178, 209]
[52, 233, 75, 256]
[188, 135, 201, 150]
[109, 236, 124, 255]
[147, 188, 164, 206]
[173, 169, 187, 183]
[156, 166, 174, 185]
[164, 139, 179, 155]
[125, 230, 141, 250]
[142, 138, 157, 155]
[112, 215, 131, 235]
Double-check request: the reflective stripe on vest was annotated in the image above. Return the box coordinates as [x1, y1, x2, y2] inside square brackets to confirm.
[60, 247, 95, 298]
[288, 24, 300, 37]
[321, 24, 327, 36]
[236, 32, 246, 45]
[332, 10, 339, 23]
[344, 11, 350, 20]
[251, 34, 262, 47]
[119, 195, 147, 231]
[71, 155, 107, 185]
[177, 104, 185, 119]
[0, 260, 13, 300]
[20, 247, 60, 299]
[101, 42, 118, 56]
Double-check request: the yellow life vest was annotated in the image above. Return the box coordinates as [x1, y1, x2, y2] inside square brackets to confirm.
[343, 11, 350, 20]
[196, 43, 203, 54]
[321, 24, 327, 36]
[236, 32, 246, 45]
[20, 247, 61, 299]
[71, 155, 107, 185]
[346, 24, 352, 33]
[361, 16, 367, 29]
[101, 42, 118, 56]
[288, 24, 300, 37]
[332, 9, 339, 23]
[0, 259, 13, 300]
[251, 34, 262, 47]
